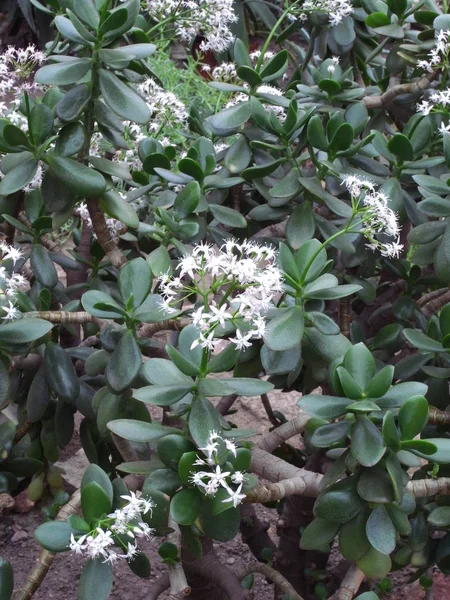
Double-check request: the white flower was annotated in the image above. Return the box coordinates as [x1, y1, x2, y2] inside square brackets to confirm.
[2, 300, 20, 321]
[69, 534, 87, 554]
[231, 471, 245, 484]
[222, 483, 246, 508]
[229, 329, 252, 351]
[209, 303, 232, 328]
[1, 246, 23, 265]
[225, 439, 237, 457]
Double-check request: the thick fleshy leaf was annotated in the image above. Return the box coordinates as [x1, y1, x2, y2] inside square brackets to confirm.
[99, 69, 150, 124]
[133, 384, 192, 406]
[366, 505, 396, 555]
[36, 58, 92, 85]
[107, 419, 178, 442]
[0, 318, 53, 345]
[300, 518, 340, 550]
[398, 395, 429, 440]
[264, 306, 304, 351]
[106, 330, 141, 393]
[351, 416, 385, 467]
[78, 559, 113, 600]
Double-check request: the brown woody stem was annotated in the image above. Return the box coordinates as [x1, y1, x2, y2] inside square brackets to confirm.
[330, 564, 365, 600]
[23, 311, 101, 324]
[235, 562, 303, 599]
[87, 198, 128, 270]
[422, 290, 450, 318]
[257, 414, 310, 453]
[428, 407, 450, 427]
[363, 72, 437, 110]
[18, 213, 62, 254]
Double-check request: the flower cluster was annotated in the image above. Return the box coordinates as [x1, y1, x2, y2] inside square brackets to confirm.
[291, 0, 353, 27]
[343, 175, 403, 258]
[0, 45, 46, 99]
[159, 240, 283, 350]
[190, 431, 246, 508]
[146, 0, 238, 53]
[417, 29, 450, 73]
[416, 88, 450, 135]
[0, 243, 27, 321]
[136, 77, 188, 139]
[69, 491, 154, 564]
[226, 85, 286, 121]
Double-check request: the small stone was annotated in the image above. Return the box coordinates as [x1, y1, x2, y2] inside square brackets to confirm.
[11, 530, 28, 543]
[226, 557, 236, 565]
[0, 493, 14, 515]
[13, 490, 35, 514]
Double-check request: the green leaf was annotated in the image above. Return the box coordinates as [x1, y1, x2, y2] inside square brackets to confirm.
[78, 559, 113, 600]
[428, 506, 450, 528]
[82, 290, 125, 319]
[237, 65, 262, 87]
[0, 558, 13, 600]
[298, 395, 350, 419]
[343, 343, 376, 390]
[106, 330, 141, 393]
[30, 103, 53, 144]
[99, 69, 149, 124]
[141, 358, 193, 386]
[398, 395, 429, 440]
[220, 377, 274, 396]
[81, 481, 112, 523]
[35, 521, 77, 552]
[403, 329, 444, 353]
[314, 480, 365, 524]
[0, 159, 38, 195]
[174, 182, 201, 218]
[382, 411, 400, 451]
[300, 518, 340, 550]
[55, 122, 86, 157]
[158, 435, 196, 471]
[147, 246, 171, 277]
[286, 203, 315, 250]
[119, 258, 152, 308]
[207, 102, 251, 134]
[72, 0, 100, 28]
[307, 115, 328, 151]
[0, 318, 53, 345]
[189, 395, 221, 447]
[82, 464, 113, 502]
[209, 204, 246, 228]
[337, 367, 364, 400]
[365, 366, 394, 398]
[357, 547, 391, 578]
[133, 384, 192, 406]
[36, 58, 92, 85]
[144, 469, 182, 497]
[351, 416, 385, 467]
[366, 505, 396, 555]
[310, 421, 350, 448]
[339, 512, 371, 560]
[264, 306, 304, 351]
[357, 468, 395, 504]
[100, 189, 138, 229]
[224, 136, 251, 174]
[107, 419, 178, 442]
[45, 341, 80, 401]
[200, 503, 240, 541]
[388, 133, 414, 161]
[30, 245, 58, 289]
[170, 488, 202, 525]
[56, 84, 91, 122]
[47, 155, 106, 197]
[329, 123, 354, 153]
